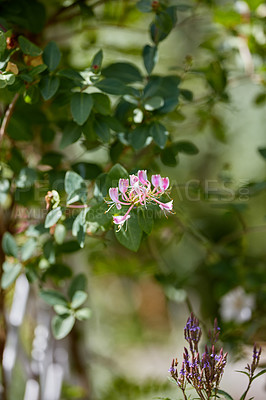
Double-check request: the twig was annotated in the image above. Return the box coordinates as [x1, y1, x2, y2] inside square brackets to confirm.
[0, 93, 19, 143]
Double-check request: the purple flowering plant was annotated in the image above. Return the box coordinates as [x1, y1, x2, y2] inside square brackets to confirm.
[169, 313, 266, 400]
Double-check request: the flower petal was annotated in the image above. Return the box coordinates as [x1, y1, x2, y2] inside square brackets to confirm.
[109, 187, 119, 203]
[159, 200, 173, 211]
[151, 174, 161, 188]
[160, 177, 169, 191]
[113, 214, 131, 225]
[138, 170, 148, 185]
[119, 178, 129, 194]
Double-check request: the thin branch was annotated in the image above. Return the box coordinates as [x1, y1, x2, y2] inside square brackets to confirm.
[0, 93, 19, 143]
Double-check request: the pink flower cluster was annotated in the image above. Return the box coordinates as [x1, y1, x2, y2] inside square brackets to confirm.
[106, 170, 173, 230]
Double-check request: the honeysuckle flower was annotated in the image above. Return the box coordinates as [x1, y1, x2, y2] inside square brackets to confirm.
[138, 170, 148, 185]
[151, 174, 161, 188]
[119, 178, 129, 195]
[109, 187, 122, 210]
[105, 169, 173, 230]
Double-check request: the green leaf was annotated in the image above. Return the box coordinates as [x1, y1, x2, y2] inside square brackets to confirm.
[71, 290, 88, 309]
[72, 208, 89, 248]
[253, 369, 266, 380]
[91, 49, 103, 70]
[102, 62, 142, 83]
[129, 125, 150, 150]
[92, 93, 111, 115]
[75, 307, 91, 321]
[56, 240, 81, 254]
[29, 64, 47, 76]
[138, 208, 153, 234]
[18, 35, 42, 56]
[70, 93, 93, 126]
[57, 69, 83, 82]
[215, 390, 234, 400]
[40, 75, 60, 100]
[258, 147, 266, 160]
[136, 0, 152, 12]
[95, 78, 128, 95]
[86, 201, 112, 227]
[40, 289, 68, 306]
[0, 31, 6, 56]
[43, 41, 61, 71]
[115, 212, 142, 252]
[60, 122, 82, 149]
[72, 162, 102, 180]
[2, 232, 18, 257]
[144, 96, 164, 111]
[143, 44, 158, 75]
[106, 163, 129, 190]
[16, 167, 37, 189]
[21, 238, 36, 261]
[160, 147, 178, 167]
[54, 304, 71, 316]
[150, 122, 167, 148]
[54, 224, 66, 245]
[68, 274, 88, 300]
[155, 11, 173, 35]
[44, 207, 62, 228]
[180, 89, 193, 101]
[93, 118, 110, 142]
[52, 315, 75, 339]
[173, 141, 199, 155]
[1, 262, 22, 289]
[65, 171, 87, 204]
[40, 151, 63, 167]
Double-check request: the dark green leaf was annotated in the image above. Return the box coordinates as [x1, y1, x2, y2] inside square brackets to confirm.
[160, 147, 178, 167]
[258, 148, 266, 160]
[2, 232, 18, 257]
[86, 201, 112, 227]
[93, 118, 110, 142]
[102, 62, 142, 83]
[18, 35, 42, 56]
[43, 41, 61, 71]
[1, 262, 21, 289]
[180, 89, 193, 101]
[40, 289, 68, 306]
[216, 389, 234, 400]
[70, 93, 93, 126]
[29, 64, 47, 76]
[68, 274, 88, 300]
[72, 162, 102, 180]
[0, 31, 6, 56]
[60, 122, 82, 149]
[155, 11, 173, 35]
[150, 122, 167, 148]
[52, 315, 75, 339]
[92, 93, 111, 115]
[115, 212, 142, 252]
[106, 163, 129, 190]
[129, 125, 150, 150]
[138, 208, 153, 234]
[95, 78, 128, 95]
[40, 151, 63, 167]
[57, 69, 83, 82]
[56, 240, 81, 254]
[143, 44, 158, 75]
[40, 75, 60, 100]
[91, 49, 103, 71]
[173, 141, 199, 155]
[44, 207, 62, 228]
